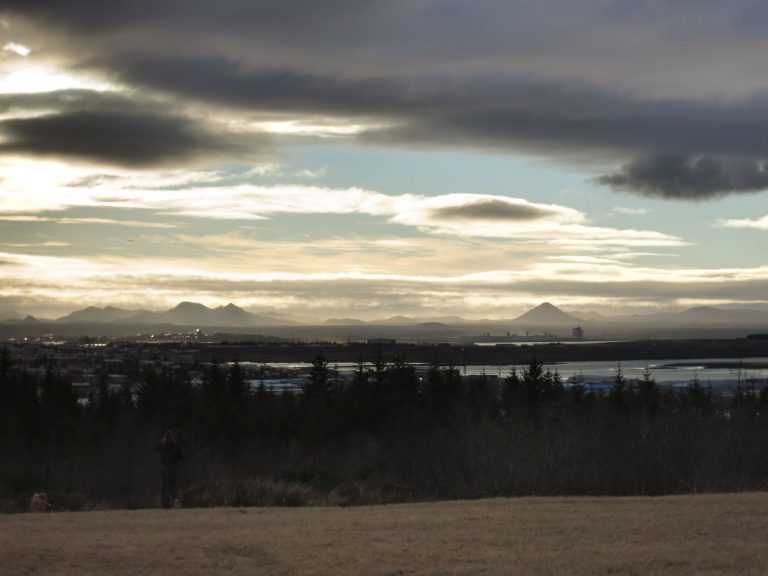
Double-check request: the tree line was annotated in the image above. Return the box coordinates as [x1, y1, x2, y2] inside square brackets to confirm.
[2, 347, 768, 510]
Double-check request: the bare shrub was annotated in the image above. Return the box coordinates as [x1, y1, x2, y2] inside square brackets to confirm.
[183, 476, 320, 507]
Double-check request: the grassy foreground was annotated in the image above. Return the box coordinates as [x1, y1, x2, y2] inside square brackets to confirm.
[4, 493, 768, 575]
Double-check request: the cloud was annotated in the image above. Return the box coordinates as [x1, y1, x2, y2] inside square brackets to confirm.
[429, 198, 555, 221]
[610, 206, 650, 216]
[7, 3, 768, 196]
[3, 41, 30, 56]
[4, 240, 68, 247]
[8, 1, 768, 99]
[0, 90, 272, 167]
[716, 214, 768, 230]
[0, 109, 262, 167]
[99, 58, 768, 167]
[390, 193, 585, 238]
[56, 217, 179, 228]
[111, 63, 768, 199]
[383, 193, 682, 246]
[598, 154, 768, 199]
[0, 160, 682, 247]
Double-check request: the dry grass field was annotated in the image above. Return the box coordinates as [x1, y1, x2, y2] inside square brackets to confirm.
[3, 493, 768, 575]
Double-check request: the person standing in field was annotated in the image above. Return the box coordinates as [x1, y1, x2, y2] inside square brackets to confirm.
[155, 429, 182, 508]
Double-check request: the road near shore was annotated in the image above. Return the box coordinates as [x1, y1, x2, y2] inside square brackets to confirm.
[3, 493, 768, 575]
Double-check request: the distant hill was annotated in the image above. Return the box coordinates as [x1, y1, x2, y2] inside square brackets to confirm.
[57, 306, 145, 323]
[53, 302, 294, 328]
[683, 306, 727, 315]
[11, 301, 768, 339]
[598, 306, 768, 326]
[415, 322, 449, 329]
[514, 302, 581, 325]
[679, 307, 768, 325]
[127, 302, 293, 327]
[570, 310, 605, 322]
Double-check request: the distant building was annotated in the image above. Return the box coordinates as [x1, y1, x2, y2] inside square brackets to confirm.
[572, 326, 584, 340]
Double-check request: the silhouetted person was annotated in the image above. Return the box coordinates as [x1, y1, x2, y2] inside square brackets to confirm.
[155, 429, 182, 508]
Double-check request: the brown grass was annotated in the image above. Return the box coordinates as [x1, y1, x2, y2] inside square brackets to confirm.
[3, 492, 768, 575]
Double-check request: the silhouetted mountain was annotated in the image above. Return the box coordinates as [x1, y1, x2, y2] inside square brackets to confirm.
[125, 302, 291, 327]
[22, 315, 39, 324]
[57, 305, 144, 323]
[570, 310, 605, 321]
[215, 303, 254, 325]
[127, 301, 207, 325]
[47, 301, 296, 328]
[514, 302, 581, 325]
[587, 306, 768, 328]
[683, 306, 726, 315]
[415, 322, 449, 329]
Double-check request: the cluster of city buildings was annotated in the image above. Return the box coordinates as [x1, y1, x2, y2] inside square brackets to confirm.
[1, 341, 313, 403]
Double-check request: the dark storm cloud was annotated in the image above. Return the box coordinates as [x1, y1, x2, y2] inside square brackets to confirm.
[90, 58, 768, 198]
[113, 57, 768, 154]
[8, 1, 768, 196]
[111, 57, 401, 116]
[9, 0, 768, 75]
[0, 91, 268, 167]
[0, 110, 253, 167]
[598, 154, 768, 199]
[431, 199, 550, 221]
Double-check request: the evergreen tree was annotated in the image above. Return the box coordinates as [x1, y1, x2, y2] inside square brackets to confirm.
[638, 366, 659, 421]
[501, 366, 521, 416]
[609, 363, 626, 407]
[305, 354, 332, 399]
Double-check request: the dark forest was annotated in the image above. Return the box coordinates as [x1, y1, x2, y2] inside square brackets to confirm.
[3, 348, 768, 511]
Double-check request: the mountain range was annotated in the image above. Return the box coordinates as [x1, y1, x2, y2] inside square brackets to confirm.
[2, 302, 767, 336]
[53, 302, 293, 327]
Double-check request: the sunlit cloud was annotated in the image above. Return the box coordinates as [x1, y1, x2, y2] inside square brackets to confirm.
[250, 119, 386, 137]
[2, 249, 767, 319]
[610, 206, 650, 216]
[3, 241, 69, 247]
[539, 229, 685, 248]
[0, 160, 683, 248]
[716, 214, 768, 230]
[3, 41, 30, 56]
[0, 214, 178, 228]
[607, 251, 678, 260]
[162, 233, 525, 277]
[0, 63, 113, 94]
[58, 217, 179, 228]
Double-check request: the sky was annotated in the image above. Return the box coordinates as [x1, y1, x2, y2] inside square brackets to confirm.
[1, 0, 768, 320]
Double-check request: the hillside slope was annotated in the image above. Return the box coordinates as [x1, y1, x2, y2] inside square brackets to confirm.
[4, 493, 768, 575]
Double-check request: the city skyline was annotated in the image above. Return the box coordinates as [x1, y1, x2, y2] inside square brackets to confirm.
[1, 2, 768, 319]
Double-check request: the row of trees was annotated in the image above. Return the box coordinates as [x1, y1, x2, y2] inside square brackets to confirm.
[2, 347, 768, 510]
